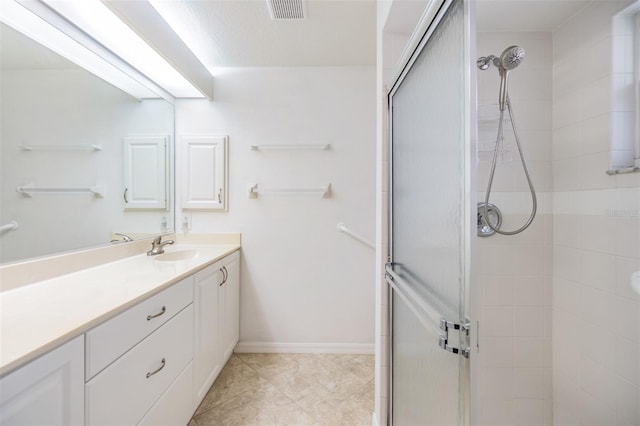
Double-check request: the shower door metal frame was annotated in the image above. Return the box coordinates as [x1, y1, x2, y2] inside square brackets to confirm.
[386, 0, 478, 424]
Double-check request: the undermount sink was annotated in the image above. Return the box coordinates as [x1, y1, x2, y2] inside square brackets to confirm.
[154, 249, 199, 262]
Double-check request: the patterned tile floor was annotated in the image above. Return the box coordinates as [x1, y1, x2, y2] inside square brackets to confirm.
[190, 353, 374, 426]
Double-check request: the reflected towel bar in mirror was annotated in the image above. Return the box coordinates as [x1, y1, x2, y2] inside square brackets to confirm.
[16, 185, 105, 198]
[20, 144, 103, 151]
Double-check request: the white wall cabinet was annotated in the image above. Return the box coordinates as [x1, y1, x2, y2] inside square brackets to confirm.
[123, 136, 169, 210]
[181, 136, 228, 211]
[0, 336, 85, 426]
[193, 260, 223, 404]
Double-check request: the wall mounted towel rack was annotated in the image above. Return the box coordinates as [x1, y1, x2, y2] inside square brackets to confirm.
[250, 144, 331, 151]
[248, 183, 331, 198]
[20, 144, 103, 151]
[16, 184, 105, 198]
[337, 222, 374, 249]
[0, 221, 19, 232]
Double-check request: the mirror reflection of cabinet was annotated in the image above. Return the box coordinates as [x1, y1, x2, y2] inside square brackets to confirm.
[123, 136, 169, 210]
[0, 22, 175, 264]
[181, 136, 228, 211]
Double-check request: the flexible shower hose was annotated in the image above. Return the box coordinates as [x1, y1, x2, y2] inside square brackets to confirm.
[483, 96, 537, 235]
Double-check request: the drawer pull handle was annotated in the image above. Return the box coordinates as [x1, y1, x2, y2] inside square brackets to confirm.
[146, 306, 166, 321]
[146, 358, 166, 378]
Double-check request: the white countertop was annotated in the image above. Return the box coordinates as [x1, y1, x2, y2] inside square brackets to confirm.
[0, 243, 240, 377]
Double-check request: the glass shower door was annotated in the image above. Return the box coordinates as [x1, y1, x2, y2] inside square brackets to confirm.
[387, 0, 474, 424]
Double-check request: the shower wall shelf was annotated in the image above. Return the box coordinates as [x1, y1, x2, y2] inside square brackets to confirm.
[20, 144, 103, 151]
[16, 184, 105, 198]
[249, 144, 331, 151]
[248, 183, 331, 198]
[0, 221, 19, 232]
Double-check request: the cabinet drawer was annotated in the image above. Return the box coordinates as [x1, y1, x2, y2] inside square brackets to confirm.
[138, 362, 193, 426]
[86, 277, 193, 379]
[86, 305, 194, 426]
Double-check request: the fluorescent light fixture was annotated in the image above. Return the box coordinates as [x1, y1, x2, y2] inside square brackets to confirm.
[0, 0, 160, 100]
[42, 0, 205, 98]
[147, 0, 214, 75]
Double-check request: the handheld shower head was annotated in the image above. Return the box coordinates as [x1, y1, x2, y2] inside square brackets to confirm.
[497, 45, 524, 111]
[476, 45, 526, 110]
[499, 45, 525, 70]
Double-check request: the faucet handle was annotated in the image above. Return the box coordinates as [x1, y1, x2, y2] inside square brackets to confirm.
[152, 235, 162, 244]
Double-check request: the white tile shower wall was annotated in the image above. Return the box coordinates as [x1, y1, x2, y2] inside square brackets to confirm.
[477, 32, 554, 426]
[552, 2, 640, 425]
[175, 67, 376, 352]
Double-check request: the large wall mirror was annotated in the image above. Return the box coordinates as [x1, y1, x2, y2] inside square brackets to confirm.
[0, 22, 175, 264]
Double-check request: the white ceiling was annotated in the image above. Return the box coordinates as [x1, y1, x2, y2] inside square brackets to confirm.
[1, 0, 599, 72]
[476, 0, 591, 32]
[149, 0, 377, 69]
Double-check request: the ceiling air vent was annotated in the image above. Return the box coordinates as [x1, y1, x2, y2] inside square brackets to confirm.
[267, 0, 306, 20]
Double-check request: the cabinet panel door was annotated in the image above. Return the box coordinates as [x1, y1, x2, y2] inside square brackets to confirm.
[193, 262, 222, 405]
[220, 252, 240, 362]
[181, 136, 228, 211]
[0, 336, 84, 426]
[124, 136, 169, 210]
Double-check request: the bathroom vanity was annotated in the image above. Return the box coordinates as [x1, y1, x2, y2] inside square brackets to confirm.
[0, 240, 240, 426]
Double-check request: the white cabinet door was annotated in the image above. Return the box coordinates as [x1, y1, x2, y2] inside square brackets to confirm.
[193, 261, 223, 405]
[0, 336, 84, 426]
[219, 251, 240, 363]
[181, 136, 228, 211]
[124, 136, 169, 210]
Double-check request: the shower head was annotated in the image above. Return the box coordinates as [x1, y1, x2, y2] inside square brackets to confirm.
[497, 46, 524, 111]
[499, 45, 525, 70]
[476, 45, 526, 111]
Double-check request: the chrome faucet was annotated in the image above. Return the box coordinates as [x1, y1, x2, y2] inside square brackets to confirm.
[147, 236, 175, 256]
[110, 233, 133, 243]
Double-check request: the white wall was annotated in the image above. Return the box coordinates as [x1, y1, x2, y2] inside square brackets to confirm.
[476, 32, 554, 426]
[175, 67, 376, 351]
[552, 2, 640, 424]
[0, 69, 174, 263]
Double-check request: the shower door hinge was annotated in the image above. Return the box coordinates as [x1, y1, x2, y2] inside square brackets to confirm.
[439, 318, 471, 358]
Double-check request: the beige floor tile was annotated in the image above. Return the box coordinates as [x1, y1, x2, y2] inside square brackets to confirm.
[194, 355, 267, 416]
[192, 353, 374, 426]
[194, 381, 316, 426]
[318, 354, 375, 383]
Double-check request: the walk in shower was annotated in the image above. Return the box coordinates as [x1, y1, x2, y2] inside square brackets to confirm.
[380, 0, 639, 425]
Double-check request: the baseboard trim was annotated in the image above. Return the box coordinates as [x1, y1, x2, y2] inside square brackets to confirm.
[234, 341, 374, 354]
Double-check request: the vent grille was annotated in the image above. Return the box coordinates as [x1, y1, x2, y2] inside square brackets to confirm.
[267, 0, 306, 19]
